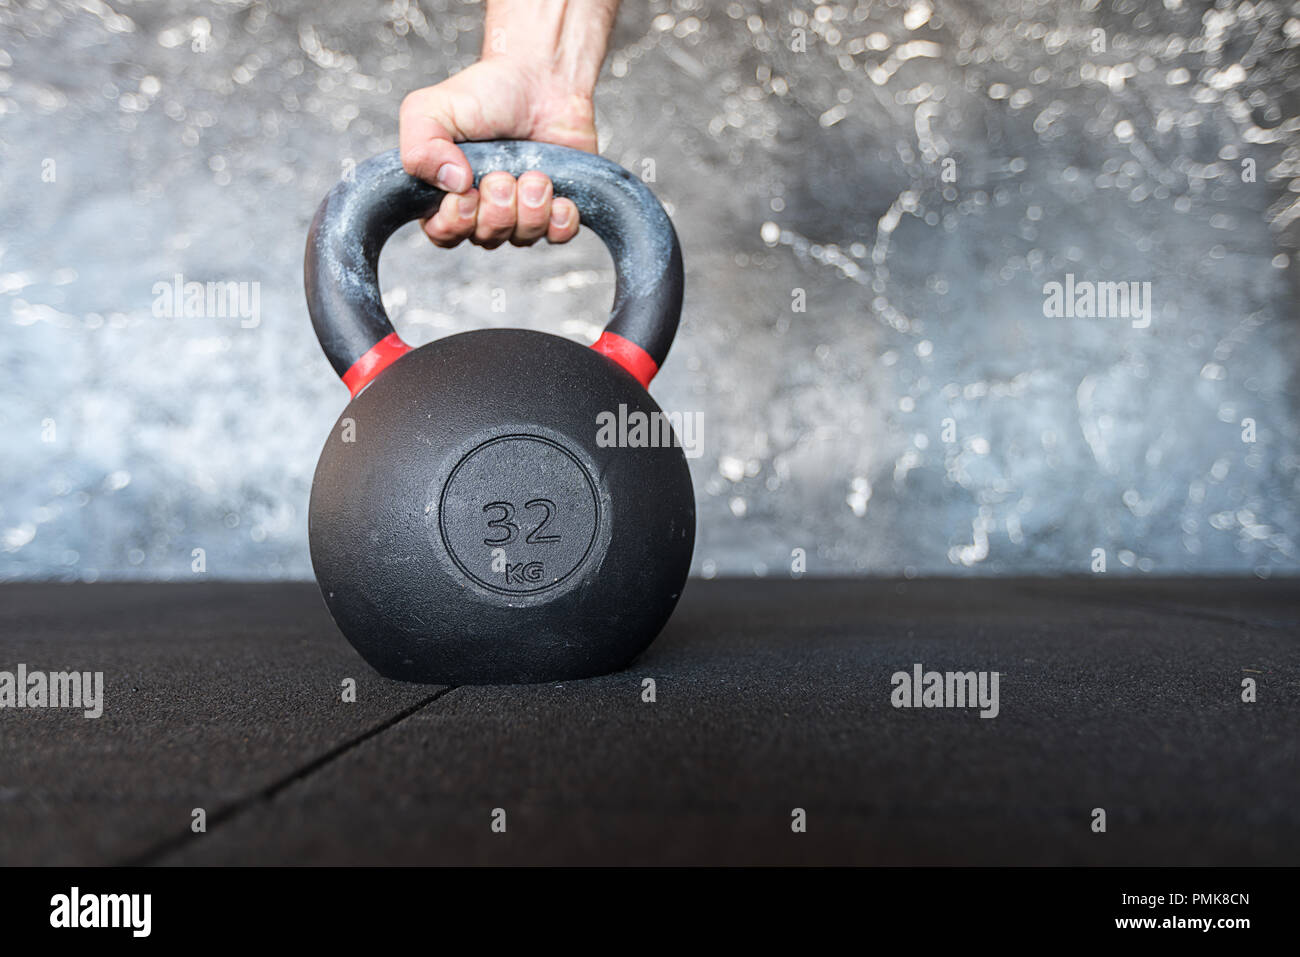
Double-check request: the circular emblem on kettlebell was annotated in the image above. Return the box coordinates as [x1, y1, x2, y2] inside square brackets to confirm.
[438, 434, 600, 596]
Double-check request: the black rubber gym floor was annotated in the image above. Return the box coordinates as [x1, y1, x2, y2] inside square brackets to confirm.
[0, 579, 1295, 866]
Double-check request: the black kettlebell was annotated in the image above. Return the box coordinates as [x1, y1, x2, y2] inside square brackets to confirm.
[304, 142, 695, 685]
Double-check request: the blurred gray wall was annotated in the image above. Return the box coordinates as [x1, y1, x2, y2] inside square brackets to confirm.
[2, 0, 1297, 581]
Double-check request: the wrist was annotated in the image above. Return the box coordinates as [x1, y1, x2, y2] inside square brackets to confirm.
[481, 48, 599, 101]
[480, 0, 612, 98]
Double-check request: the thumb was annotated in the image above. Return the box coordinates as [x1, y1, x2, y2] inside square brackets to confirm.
[399, 91, 473, 193]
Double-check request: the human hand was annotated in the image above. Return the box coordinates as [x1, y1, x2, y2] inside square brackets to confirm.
[399, 59, 597, 249]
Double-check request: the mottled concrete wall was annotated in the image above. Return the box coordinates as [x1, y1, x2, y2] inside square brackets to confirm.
[2, 0, 1297, 580]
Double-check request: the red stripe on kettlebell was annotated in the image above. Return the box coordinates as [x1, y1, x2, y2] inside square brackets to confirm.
[591, 331, 658, 387]
[341, 332, 412, 397]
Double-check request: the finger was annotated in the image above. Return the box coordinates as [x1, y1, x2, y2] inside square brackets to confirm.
[399, 91, 473, 193]
[546, 198, 581, 244]
[474, 172, 517, 249]
[511, 172, 553, 246]
[422, 189, 479, 248]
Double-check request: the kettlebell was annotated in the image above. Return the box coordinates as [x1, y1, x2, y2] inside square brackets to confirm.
[304, 142, 695, 685]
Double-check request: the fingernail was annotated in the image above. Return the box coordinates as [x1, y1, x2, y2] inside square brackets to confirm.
[519, 178, 548, 208]
[487, 178, 514, 205]
[435, 163, 469, 193]
[552, 203, 573, 228]
[457, 193, 478, 217]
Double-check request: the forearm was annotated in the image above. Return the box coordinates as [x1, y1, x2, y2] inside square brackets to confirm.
[481, 0, 620, 96]
[400, 0, 617, 237]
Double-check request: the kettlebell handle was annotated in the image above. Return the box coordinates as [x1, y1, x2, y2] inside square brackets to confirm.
[305, 142, 684, 396]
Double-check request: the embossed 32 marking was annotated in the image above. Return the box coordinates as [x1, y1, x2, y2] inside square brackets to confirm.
[481, 499, 562, 545]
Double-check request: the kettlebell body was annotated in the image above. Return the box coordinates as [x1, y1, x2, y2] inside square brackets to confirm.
[304, 144, 694, 685]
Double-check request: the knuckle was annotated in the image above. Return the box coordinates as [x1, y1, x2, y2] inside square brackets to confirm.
[426, 224, 463, 248]
[515, 213, 548, 235]
[514, 217, 545, 238]
[424, 222, 455, 243]
[426, 213, 471, 242]
[399, 89, 424, 116]
[477, 210, 515, 236]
